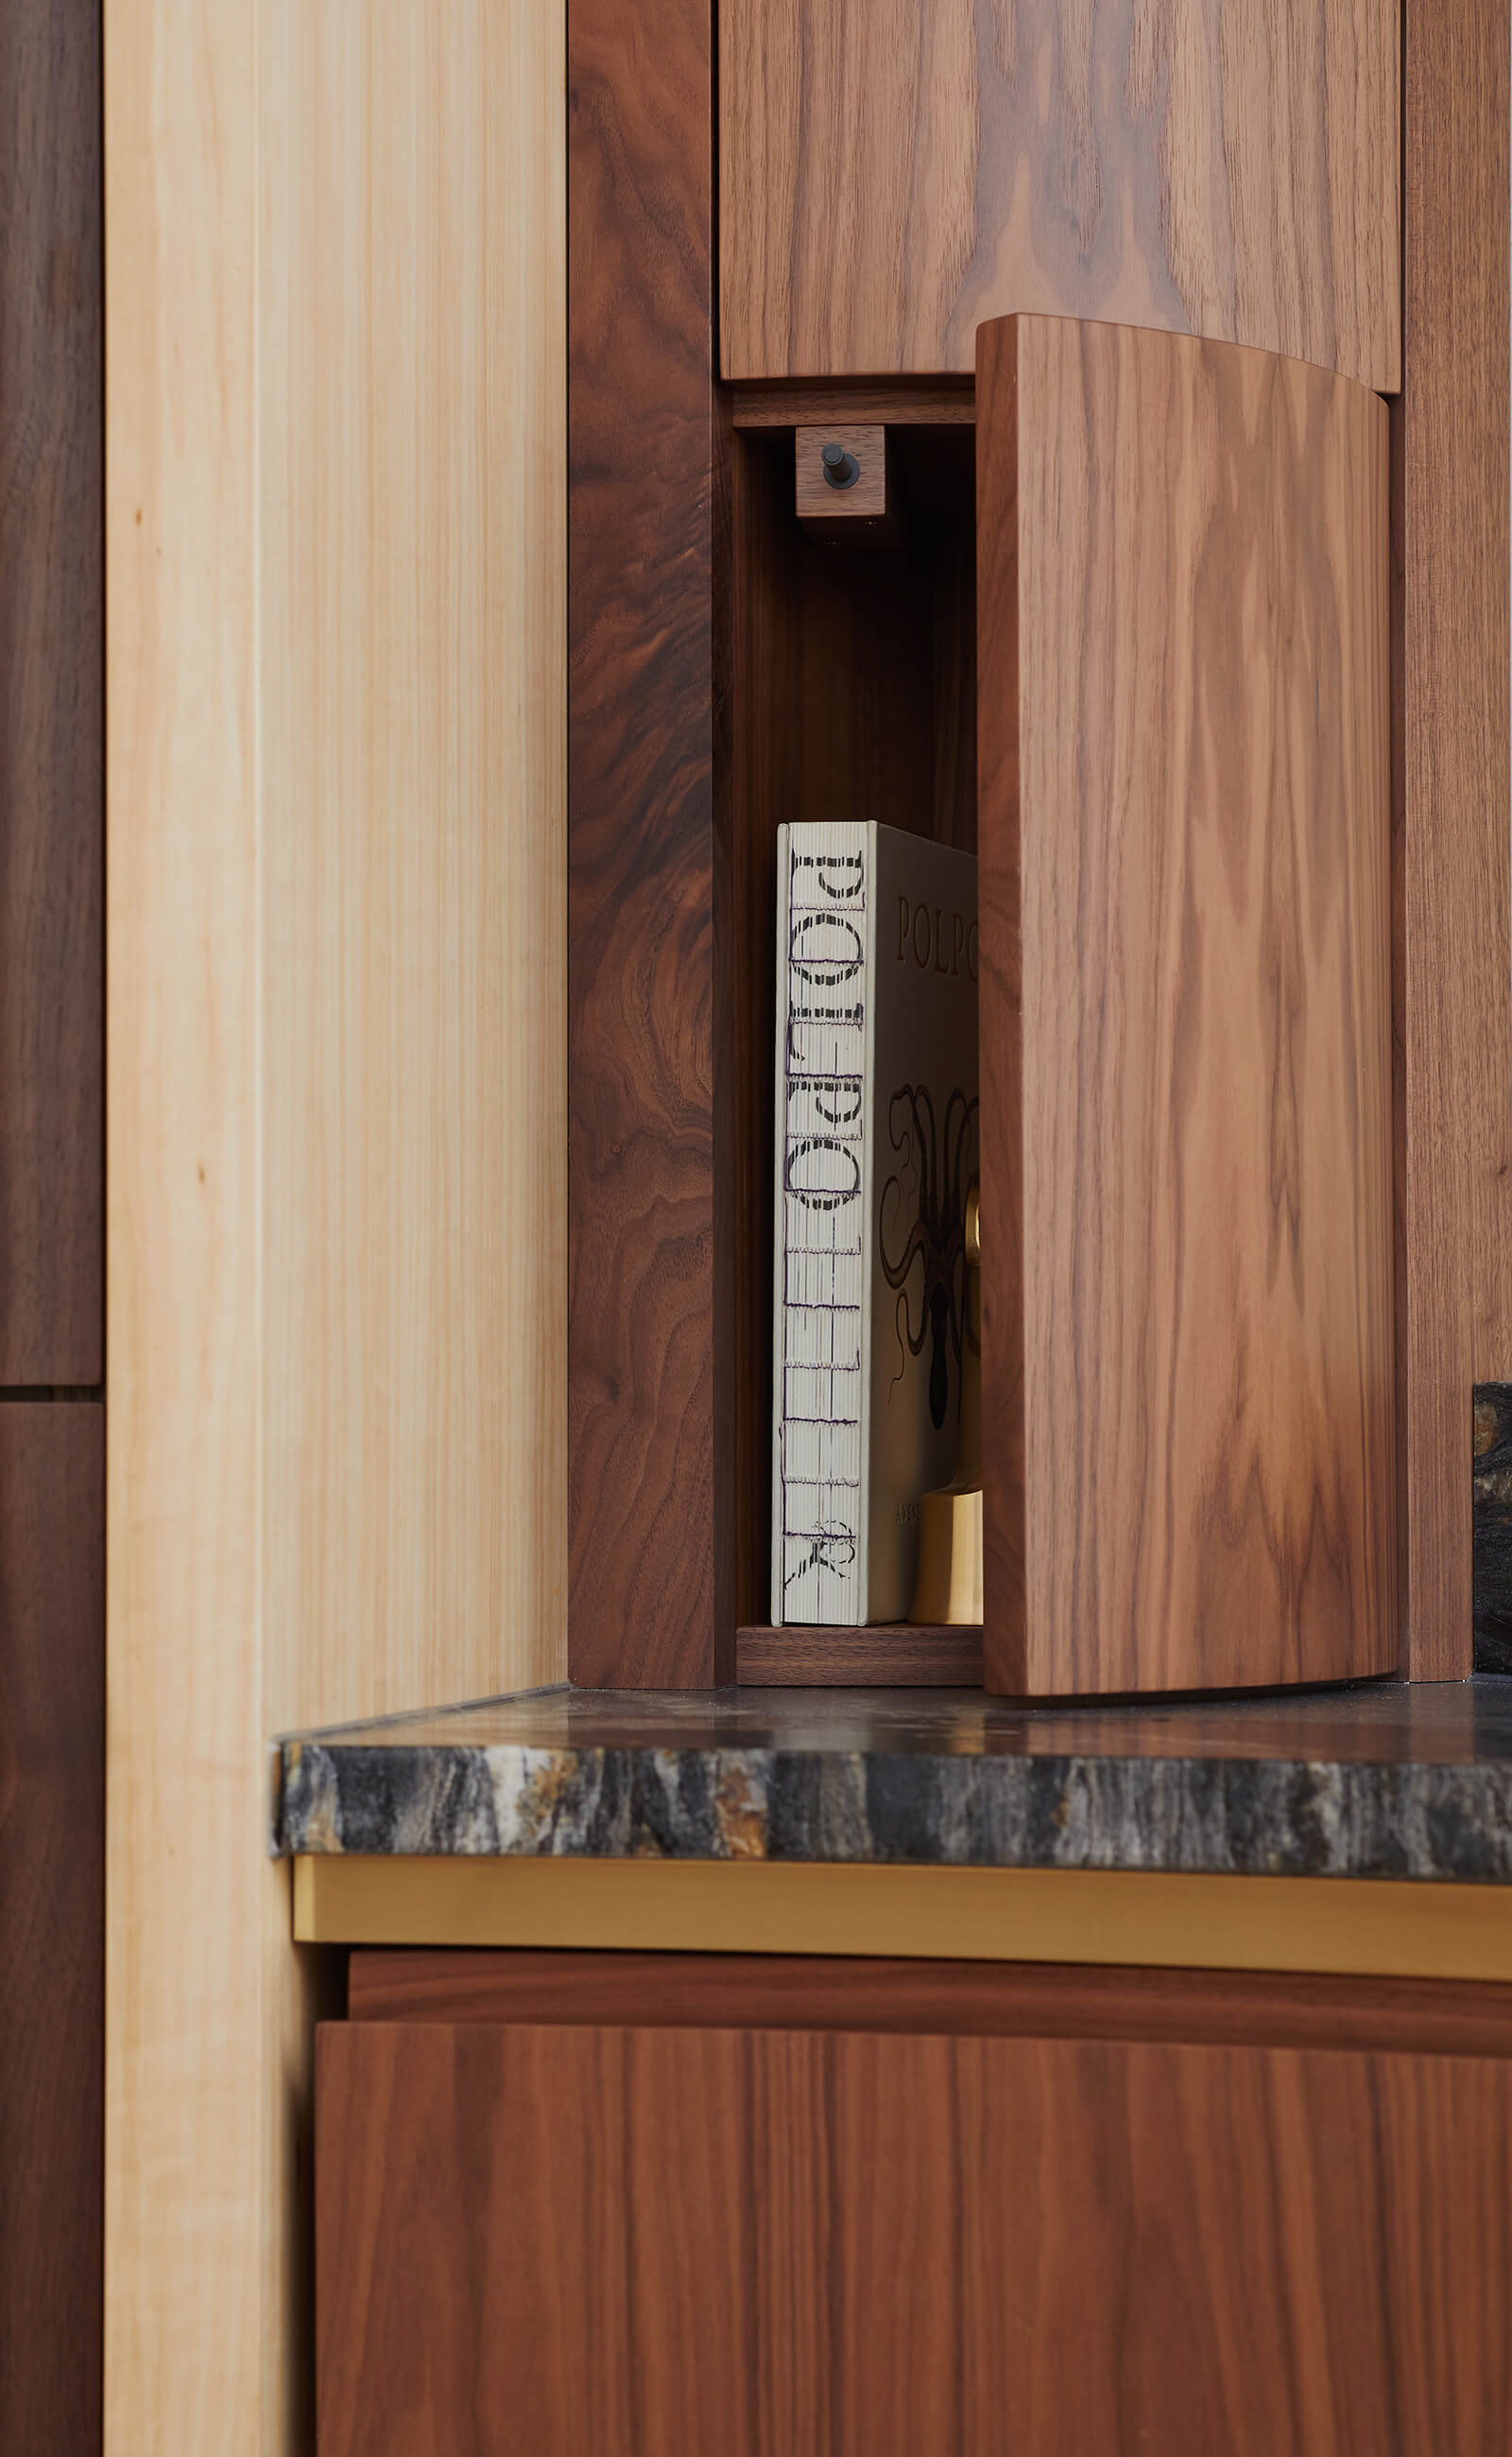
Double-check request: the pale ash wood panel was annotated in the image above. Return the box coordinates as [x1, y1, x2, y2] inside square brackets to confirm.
[978, 317, 1394, 1695]
[1398, 0, 1512, 1676]
[105, 1, 564, 2450]
[720, 0, 1400, 391]
[105, 0, 266, 2439]
[260, 0, 566, 1726]
[318, 2019, 1512, 2455]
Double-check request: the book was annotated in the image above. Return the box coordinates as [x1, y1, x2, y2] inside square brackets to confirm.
[771, 821, 979, 1626]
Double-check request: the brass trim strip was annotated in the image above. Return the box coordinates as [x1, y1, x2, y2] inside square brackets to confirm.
[292, 1858, 1512, 1982]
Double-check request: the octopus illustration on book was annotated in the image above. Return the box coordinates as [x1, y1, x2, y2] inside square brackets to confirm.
[878, 1083, 979, 1429]
[782, 1522, 857, 1603]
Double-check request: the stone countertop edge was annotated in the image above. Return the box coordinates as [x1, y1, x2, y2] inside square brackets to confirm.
[275, 1731, 1512, 1886]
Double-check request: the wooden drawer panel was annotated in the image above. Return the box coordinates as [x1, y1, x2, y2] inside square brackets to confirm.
[318, 1994, 1512, 2453]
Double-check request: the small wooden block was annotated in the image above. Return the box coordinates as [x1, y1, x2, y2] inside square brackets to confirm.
[795, 424, 893, 541]
[735, 1624, 983, 1685]
[735, 380, 973, 428]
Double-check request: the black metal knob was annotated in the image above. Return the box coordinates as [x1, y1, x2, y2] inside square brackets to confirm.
[821, 441, 860, 490]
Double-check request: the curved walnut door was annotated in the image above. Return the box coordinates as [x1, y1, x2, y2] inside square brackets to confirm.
[975, 314, 1395, 1696]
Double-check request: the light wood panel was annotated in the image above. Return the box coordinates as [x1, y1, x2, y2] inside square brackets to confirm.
[1398, 0, 1512, 1677]
[260, 0, 565, 1725]
[318, 2015, 1512, 2454]
[105, 0, 266, 2438]
[720, 0, 1400, 391]
[977, 315, 1394, 1695]
[292, 1860, 1512, 1984]
[105, 0, 564, 2448]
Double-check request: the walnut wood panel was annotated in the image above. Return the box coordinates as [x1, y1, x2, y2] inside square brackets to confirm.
[731, 379, 975, 428]
[720, 0, 1400, 392]
[734, 1623, 983, 1683]
[1398, 0, 1512, 1677]
[0, 0, 103, 1383]
[318, 2014, 1512, 2455]
[978, 316, 1394, 1696]
[0, 1404, 103, 2453]
[347, 1950, 1512, 2057]
[568, 0, 725, 1686]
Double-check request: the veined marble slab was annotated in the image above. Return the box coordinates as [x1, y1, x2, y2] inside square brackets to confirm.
[276, 1678, 1512, 1883]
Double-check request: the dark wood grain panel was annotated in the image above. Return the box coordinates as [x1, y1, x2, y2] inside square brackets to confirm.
[0, 1403, 103, 2453]
[978, 315, 1395, 1695]
[732, 379, 975, 428]
[318, 2013, 1512, 2455]
[734, 1623, 982, 1684]
[0, 0, 103, 1384]
[720, 0, 1400, 391]
[347, 1949, 1512, 2057]
[567, 0, 723, 1685]
[1474, 1384, 1512, 1670]
[1399, 0, 1512, 1678]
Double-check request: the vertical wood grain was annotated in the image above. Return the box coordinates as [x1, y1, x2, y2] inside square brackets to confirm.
[106, 0, 564, 2447]
[0, 0, 103, 1383]
[568, 0, 724, 1686]
[105, 0, 266, 2439]
[720, 0, 1400, 393]
[978, 317, 1395, 1694]
[318, 2015, 1512, 2455]
[1399, 0, 1512, 1677]
[261, 0, 566, 1722]
[0, 1405, 102, 2454]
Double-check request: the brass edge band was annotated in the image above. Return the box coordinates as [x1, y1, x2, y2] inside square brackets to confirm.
[292, 1858, 1512, 1983]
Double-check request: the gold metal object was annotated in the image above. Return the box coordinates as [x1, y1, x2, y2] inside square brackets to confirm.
[292, 1855, 1512, 1982]
[909, 1179, 984, 1623]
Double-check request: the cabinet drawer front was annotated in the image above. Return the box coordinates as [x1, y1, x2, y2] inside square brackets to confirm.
[318, 2015, 1512, 2455]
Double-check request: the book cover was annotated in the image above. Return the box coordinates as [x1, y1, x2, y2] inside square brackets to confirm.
[772, 821, 978, 1625]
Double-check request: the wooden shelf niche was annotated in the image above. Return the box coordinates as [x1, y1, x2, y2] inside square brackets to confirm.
[725, 408, 979, 1673]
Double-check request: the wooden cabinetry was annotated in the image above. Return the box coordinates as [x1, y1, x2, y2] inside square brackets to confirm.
[717, 309, 1396, 1693]
[318, 1950, 1512, 2454]
[719, 0, 1400, 389]
[977, 315, 1394, 1692]
[574, 0, 1508, 1696]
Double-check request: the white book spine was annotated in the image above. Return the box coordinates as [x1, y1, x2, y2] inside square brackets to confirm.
[771, 822, 873, 1625]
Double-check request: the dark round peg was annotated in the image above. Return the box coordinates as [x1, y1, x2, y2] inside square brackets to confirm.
[821, 441, 860, 490]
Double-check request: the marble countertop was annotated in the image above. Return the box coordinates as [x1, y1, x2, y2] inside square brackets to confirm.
[275, 1677, 1512, 1884]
